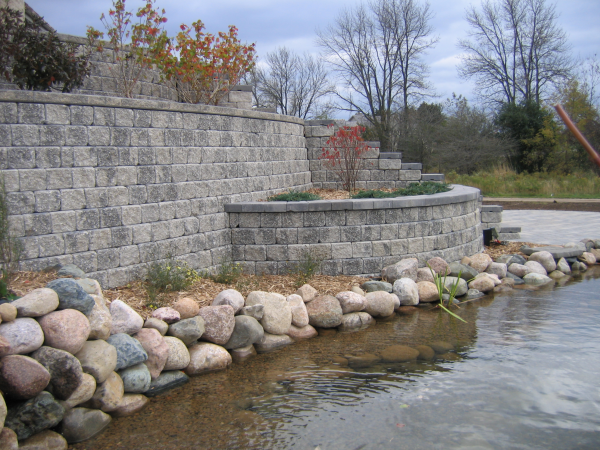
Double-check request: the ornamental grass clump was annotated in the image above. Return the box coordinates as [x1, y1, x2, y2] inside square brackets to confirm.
[351, 181, 451, 199]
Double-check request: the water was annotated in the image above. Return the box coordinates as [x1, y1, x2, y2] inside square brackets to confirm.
[74, 267, 600, 450]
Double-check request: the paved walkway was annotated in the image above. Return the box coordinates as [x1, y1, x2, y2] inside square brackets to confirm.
[501, 210, 600, 245]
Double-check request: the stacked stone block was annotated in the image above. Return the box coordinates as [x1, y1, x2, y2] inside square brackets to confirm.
[0, 91, 310, 288]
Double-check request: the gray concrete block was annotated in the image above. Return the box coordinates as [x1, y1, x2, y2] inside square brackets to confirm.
[97, 248, 120, 270]
[35, 190, 60, 212]
[6, 191, 35, 214]
[23, 213, 52, 236]
[18, 103, 45, 124]
[100, 207, 122, 228]
[64, 231, 90, 254]
[38, 235, 65, 257]
[111, 226, 133, 247]
[35, 146, 62, 168]
[132, 223, 152, 244]
[8, 147, 36, 169]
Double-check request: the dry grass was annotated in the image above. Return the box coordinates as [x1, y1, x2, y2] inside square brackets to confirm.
[6, 240, 544, 320]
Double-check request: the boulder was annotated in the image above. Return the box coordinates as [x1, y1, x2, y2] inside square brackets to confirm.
[0, 304, 16, 322]
[75, 340, 117, 384]
[286, 324, 318, 340]
[350, 286, 365, 295]
[508, 263, 530, 278]
[82, 371, 123, 412]
[254, 333, 293, 353]
[427, 257, 449, 275]
[525, 260, 547, 276]
[392, 278, 419, 306]
[295, 284, 318, 302]
[167, 316, 205, 346]
[57, 264, 85, 278]
[548, 270, 566, 279]
[347, 353, 380, 368]
[430, 341, 454, 353]
[59, 407, 111, 444]
[448, 262, 479, 281]
[143, 318, 168, 336]
[417, 281, 439, 303]
[381, 258, 418, 283]
[11, 289, 59, 318]
[238, 305, 264, 320]
[224, 316, 264, 350]
[579, 252, 597, 265]
[591, 249, 600, 262]
[363, 291, 396, 317]
[30, 347, 83, 400]
[133, 328, 169, 380]
[0, 392, 6, 427]
[74, 278, 102, 296]
[306, 295, 343, 328]
[45, 279, 94, 316]
[485, 262, 507, 279]
[416, 267, 435, 283]
[245, 292, 292, 335]
[185, 343, 232, 376]
[415, 345, 435, 361]
[162, 337, 190, 371]
[523, 273, 553, 285]
[172, 298, 199, 319]
[0, 427, 17, 450]
[528, 251, 557, 273]
[380, 345, 419, 362]
[105, 334, 148, 371]
[337, 312, 374, 332]
[335, 291, 366, 314]
[110, 394, 149, 418]
[443, 277, 468, 297]
[4, 391, 65, 440]
[505, 272, 525, 285]
[59, 373, 96, 410]
[86, 295, 112, 340]
[212, 289, 245, 313]
[0, 355, 50, 400]
[18, 429, 68, 450]
[230, 345, 257, 363]
[468, 253, 492, 272]
[360, 281, 393, 293]
[556, 257, 571, 274]
[151, 307, 180, 324]
[197, 306, 234, 345]
[287, 294, 309, 327]
[0, 318, 44, 356]
[145, 371, 189, 397]
[109, 300, 144, 335]
[118, 363, 151, 394]
[468, 276, 495, 293]
[572, 261, 588, 271]
[38, 310, 90, 355]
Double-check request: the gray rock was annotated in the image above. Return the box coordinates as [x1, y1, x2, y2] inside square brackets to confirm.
[30, 347, 84, 400]
[145, 371, 189, 397]
[75, 340, 117, 384]
[109, 300, 143, 335]
[466, 289, 484, 299]
[57, 264, 86, 278]
[162, 336, 190, 371]
[45, 279, 94, 316]
[59, 407, 111, 444]
[143, 318, 168, 336]
[557, 257, 571, 274]
[11, 288, 59, 318]
[523, 246, 583, 259]
[392, 278, 419, 306]
[443, 277, 468, 297]
[360, 281, 393, 293]
[254, 333, 293, 353]
[485, 262, 507, 279]
[337, 312, 374, 332]
[82, 371, 123, 412]
[224, 316, 264, 350]
[212, 289, 245, 314]
[87, 294, 112, 340]
[448, 262, 479, 281]
[523, 273, 553, 285]
[572, 261, 588, 271]
[0, 318, 44, 356]
[287, 294, 309, 327]
[59, 373, 96, 410]
[548, 270, 566, 279]
[167, 316, 205, 346]
[525, 260, 547, 276]
[505, 272, 525, 285]
[18, 429, 68, 450]
[118, 363, 151, 394]
[245, 292, 292, 335]
[106, 334, 148, 370]
[508, 263, 530, 278]
[364, 291, 396, 317]
[238, 305, 264, 320]
[185, 343, 232, 376]
[381, 258, 418, 283]
[74, 278, 102, 296]
[4, 391, 65, 440]
[528, 251, 557, 273]
[306, 295, 343, 328]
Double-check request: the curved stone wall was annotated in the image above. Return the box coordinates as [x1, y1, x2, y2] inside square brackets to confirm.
[0, 91, 310, 287]
[225, 185, 483, 276]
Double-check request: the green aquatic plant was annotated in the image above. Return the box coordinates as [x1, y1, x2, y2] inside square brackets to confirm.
[427, 263, 467, 323]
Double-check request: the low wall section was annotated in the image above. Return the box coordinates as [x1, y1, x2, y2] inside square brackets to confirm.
[0, 90, 310, 287]
[225, 185, 483, 276]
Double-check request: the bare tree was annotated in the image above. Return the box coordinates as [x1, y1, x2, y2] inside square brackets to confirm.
[458, 0, 572, 105]
[317, 0, 437, 150]
[253, 47, 334, 119]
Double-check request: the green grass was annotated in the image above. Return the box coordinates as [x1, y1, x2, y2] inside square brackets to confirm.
[351, 181, 451, 199]
[445, 167, 600, 198]
[268, 190, 322, 201]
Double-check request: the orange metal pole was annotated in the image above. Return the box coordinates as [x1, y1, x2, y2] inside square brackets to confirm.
[554, 104, 600, 168]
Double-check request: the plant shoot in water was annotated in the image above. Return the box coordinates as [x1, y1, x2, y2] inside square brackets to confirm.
[427, 263, 467, 323]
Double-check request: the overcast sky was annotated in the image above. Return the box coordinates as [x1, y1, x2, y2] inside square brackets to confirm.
[26, 0, 600, 118]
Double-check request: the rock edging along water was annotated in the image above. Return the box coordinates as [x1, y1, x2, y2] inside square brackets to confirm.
[225, 184, 483, 277]
[0, 238, 597, 446]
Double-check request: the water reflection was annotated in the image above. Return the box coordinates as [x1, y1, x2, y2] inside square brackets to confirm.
[74, 267, 600, 450]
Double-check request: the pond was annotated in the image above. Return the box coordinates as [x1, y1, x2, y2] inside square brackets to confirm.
[74, 266, 600, 450]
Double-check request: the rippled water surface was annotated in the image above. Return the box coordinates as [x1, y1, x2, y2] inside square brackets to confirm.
[74, 267, 600, 450]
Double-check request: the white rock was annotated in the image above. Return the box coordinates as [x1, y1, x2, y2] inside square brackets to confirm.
[287, 294, 309, 327]
[508, 263, 530, 278]
[246, 291, 292, 335]
[528, 251, 557, 272]
[110, 300, 143, 335]
[162, 336, 190, 371]
[11, 288, 59, 317]
[335, 291, 366, 314]
[392, 278, 419, 306]
[523, 273, 553, 285]
[525, 260, 547, 276]
[212, 289, 245, 313]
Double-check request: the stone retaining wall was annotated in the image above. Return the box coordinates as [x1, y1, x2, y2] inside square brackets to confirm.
[225, 185, 483, 276]
[0, 90, 310, 287]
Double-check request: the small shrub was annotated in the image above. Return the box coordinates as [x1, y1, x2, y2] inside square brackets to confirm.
[268, 190, 322, 201]
[202, 260, 243, 284]
[289, 251, 322, 287]
[145, 255, 198, 292]
[351, 181, 451, 199]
